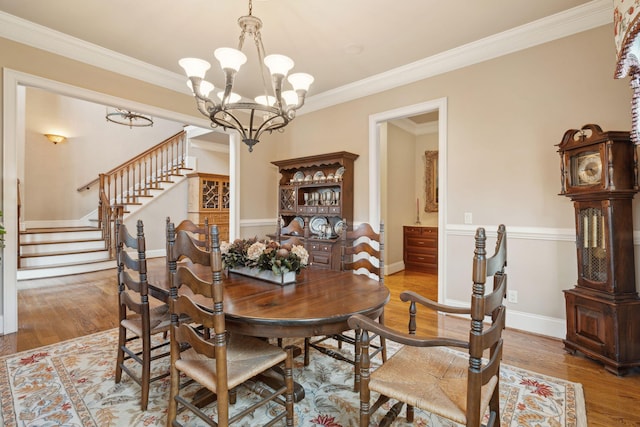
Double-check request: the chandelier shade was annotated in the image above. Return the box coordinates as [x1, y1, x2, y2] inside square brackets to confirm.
[179, 0, 313, 152]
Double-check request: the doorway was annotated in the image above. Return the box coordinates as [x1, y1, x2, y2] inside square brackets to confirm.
[368, 98, 447, 302]
[2, 69, 240, 334]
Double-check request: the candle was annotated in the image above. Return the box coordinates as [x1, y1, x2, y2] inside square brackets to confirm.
[583, 216, 589, 248]
[592, 213, 597, 248]
[416, 198, 419, 217]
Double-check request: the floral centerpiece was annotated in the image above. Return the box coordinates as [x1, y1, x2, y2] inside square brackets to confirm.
[220, 237, 309, 285]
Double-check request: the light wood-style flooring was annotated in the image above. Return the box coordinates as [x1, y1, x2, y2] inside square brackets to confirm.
[1, 261, 639, 426]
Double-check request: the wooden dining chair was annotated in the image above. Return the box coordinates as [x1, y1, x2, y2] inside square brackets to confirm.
[114, 219, 171, 411]
[166, 216, 210, 251]
[348, 224, 507, 427]
[167, 224, 295, 427]
[304, 220, 387, 390]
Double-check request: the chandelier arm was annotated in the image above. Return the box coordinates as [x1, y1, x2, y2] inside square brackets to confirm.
[252, 112, 289, 139]
[288, 89, 309, 111]
[221, 69, 237, 107]
[270, 74, 285, 109]
[211, 108, 250, 141]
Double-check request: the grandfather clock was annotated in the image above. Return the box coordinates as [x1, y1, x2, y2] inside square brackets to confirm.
[557, 123, 640, 375]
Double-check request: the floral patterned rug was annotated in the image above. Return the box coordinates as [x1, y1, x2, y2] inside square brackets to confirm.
[0, 329, 586, 426]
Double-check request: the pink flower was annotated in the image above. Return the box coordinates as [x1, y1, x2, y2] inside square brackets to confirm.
[19, 352, 49, 365]
[311, 414, 342, 427]
[520, 378, 554, 398]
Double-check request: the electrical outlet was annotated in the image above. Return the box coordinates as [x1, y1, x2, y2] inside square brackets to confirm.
[464, 212, 472, 224]
[507, 290, 518, 303]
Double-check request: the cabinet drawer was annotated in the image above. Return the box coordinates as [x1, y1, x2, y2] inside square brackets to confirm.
[406, 252, 437, 265]
[328, 206, 341, 215]
[310, 252, 331, 267]
[309, 242, 332, 252]
[405, 236, 437, 249]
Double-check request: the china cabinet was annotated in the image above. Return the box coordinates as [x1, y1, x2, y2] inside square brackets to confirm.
[187, 173, 230, 241]
[557, 124, 640, 375]
[403, 226, 438, 273]
[271, 152, 359, 270]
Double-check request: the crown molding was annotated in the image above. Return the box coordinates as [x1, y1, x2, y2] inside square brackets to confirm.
[0, 0, 612, 113]
[0, 10, 187, 93]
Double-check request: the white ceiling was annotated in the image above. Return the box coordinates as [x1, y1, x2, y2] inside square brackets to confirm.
[0, 1, 609, 110]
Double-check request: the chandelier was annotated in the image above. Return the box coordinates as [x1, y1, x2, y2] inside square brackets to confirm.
[178, 0, 313, 152]
[106, 108, 153, 128]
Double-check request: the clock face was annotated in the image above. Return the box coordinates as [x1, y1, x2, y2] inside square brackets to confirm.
[572, 152, 602, 186]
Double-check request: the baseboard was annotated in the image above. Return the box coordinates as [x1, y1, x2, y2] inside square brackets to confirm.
[386, 261, 404, 275]
[445, 297, 566, 339]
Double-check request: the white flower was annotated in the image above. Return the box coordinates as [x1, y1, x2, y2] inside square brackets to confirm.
[220, 241, 231, 254]
[291, 245, 309, 266]
[247, 242, 267, 261]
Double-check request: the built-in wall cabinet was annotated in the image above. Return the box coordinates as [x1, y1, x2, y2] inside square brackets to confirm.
[187, 173, 230, 241]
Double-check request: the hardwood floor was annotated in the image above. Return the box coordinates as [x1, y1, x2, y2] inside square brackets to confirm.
[1, 262, 639, 426]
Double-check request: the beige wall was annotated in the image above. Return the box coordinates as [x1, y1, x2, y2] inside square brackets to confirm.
[276, 24, 635, 336]
[24, 88, 185, 221]
[1, 23, 638, 337]
[387, 123, 416, 267]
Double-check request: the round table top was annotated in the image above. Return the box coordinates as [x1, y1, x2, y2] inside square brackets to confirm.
[148, 263, 389, 339]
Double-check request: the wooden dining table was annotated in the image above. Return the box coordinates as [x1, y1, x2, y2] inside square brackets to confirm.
[147, 261, 389, 339]
[146, 259, 390, 398]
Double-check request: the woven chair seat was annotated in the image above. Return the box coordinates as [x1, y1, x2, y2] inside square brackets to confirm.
[121, 303, 171, 336]
[176, 334, 288, 393]
[370, 346, 498, 425]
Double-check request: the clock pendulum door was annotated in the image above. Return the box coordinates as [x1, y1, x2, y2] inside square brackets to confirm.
[577, 206, 607, 285]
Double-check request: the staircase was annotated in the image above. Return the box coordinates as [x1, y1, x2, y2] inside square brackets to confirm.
[17, 226, 113, 280]
[17, 131, 190, 281]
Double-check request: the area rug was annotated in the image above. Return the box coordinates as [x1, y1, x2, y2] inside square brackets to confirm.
[0, 329, 586, 426]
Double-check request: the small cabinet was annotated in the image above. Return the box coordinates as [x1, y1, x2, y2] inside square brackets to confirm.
[403, 226, 438, 273]
[187, 173, 230, 241]
[272, 152, 359, 270]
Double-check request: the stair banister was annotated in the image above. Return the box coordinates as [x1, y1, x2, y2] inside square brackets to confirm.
[98, 131, 188, 256]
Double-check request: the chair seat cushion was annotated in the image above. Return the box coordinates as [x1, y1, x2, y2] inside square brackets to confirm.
[369, 345, 498, 424]
[121, 298, 171, 336]
[175, 334, 288, 393]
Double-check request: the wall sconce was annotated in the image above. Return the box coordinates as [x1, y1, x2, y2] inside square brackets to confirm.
[44, 134, 66, 144]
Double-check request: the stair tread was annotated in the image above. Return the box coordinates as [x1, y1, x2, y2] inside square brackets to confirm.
[22, 226, 101, 234]
[21, 237, 105, 246]
[18, 258, 114, 271]
[20, 248, 108, 258]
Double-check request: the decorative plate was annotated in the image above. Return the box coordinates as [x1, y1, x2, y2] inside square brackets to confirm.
[333, 220, 346, 236]
[313, 171, 325, 181]
[310, 216, 328, 235]
[293, 171, 304, 182]
[335, 166, 345, 178]
[304, 174, 313, 182]
[293, 216, 305, 229]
